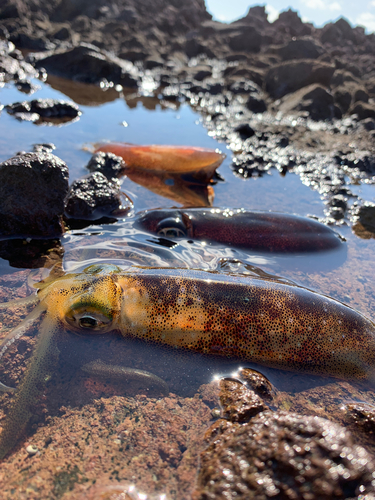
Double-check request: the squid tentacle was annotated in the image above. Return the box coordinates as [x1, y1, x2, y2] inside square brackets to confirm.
[0, 311, 60, 460]
[0, 303, 45, 391]
[0, 293, 38, 310]
[0, 303, 44, 361]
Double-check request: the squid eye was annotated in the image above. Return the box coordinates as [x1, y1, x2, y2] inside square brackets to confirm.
[156, 217, 187, 238]
[79, 315, 100, 328]
[66, 307, 113, 332]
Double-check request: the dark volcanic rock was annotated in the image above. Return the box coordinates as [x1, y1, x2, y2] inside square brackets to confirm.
[194, 411, 375, 500]
[321, 18, 358, 45]
[85, 151, 127, 179]
[349, 101, 375, 120]
[265, 60, 335, 98]
[64, 172, 133, 221]
[5, 98, 81, 124]
[32, 43, 139, 87]
[0, 238, 63, 269]
[246, 93, 267, 113]
[227, 27, 262, 53]
[273, 9, 313, 37]
[0, 152, 69, 238]
[279, 84, 335, 120]
[278, 37, 323, 61]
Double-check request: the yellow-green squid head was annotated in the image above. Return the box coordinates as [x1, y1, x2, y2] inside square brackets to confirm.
[38, 265, 123, 335]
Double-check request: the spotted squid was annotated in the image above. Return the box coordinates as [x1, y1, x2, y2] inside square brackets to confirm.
[1, 263, 375, 459]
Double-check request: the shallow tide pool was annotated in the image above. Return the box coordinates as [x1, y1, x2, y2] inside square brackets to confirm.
[0, 76, 375, 499]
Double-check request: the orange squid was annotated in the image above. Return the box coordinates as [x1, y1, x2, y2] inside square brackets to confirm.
[94, 143, 225, 182]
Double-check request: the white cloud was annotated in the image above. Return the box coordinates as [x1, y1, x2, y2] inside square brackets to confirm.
[301, 0, 341, 10]
[328, 2, 341, 11]
[356, 12, 375, 32]
[369, 0, 375, 7]
[265, 4, 280, 23]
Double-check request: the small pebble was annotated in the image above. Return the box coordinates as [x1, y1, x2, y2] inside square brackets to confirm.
[26, 444, 38, 456]
[211, 408, 221, 419]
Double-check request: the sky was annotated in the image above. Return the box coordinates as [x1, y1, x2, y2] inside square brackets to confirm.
[205, 0, 375, 33]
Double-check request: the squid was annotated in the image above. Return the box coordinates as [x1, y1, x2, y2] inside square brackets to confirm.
[94, 143, 225, 183]
[135, 208, 344, 253]
[1, 263, 375, 459]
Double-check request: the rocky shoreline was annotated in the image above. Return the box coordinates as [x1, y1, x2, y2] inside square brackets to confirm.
[1, 0, 375, 230]
[1, 2, 375, 499]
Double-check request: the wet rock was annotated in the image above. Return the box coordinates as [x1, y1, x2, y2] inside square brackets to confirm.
[333, 82, 369, 115]
[278, 37, 324, 61]
[279, 84, 335, 120]
[351, 202, 375, 239]
[64, 172, 133, 222]
[219, 378, 266, 423]
[194, 411, 375, 500]
[0, 152, 69, 238]
[265, 60, 335, 98]
[77, 482, 153, 500]
[0, 48, 37, 83]
[15, 78, 40, 94]
[236, 368, 275, 401]
[9, 32, 55, 52]
[246, 94, 267, 113]
[349, 101, 375, 120]
[118, 49, 149, 62]
[0, 238, 64, 269]
[192, 64, 212, 82]
[333, 85, 353, 114]
[32, 43, 139, 87]
[362, 118, 375, 131]
[346, 402, 375, 437]
[85, 151, 127, 179]
[5, 98, 81, 124]
[228, 79, 260, 94]
[234, 123, 255, 139]
[224, 63, 264, 87]
[144, 55, 164, 70]
[184, 38, 215, 59]
[33, 143, 56, 153]
[326, 194, 348, 221]
[331, 69, 359, 87]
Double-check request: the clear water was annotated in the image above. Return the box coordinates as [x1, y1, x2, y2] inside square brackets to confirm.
[0, 76, 375, 499]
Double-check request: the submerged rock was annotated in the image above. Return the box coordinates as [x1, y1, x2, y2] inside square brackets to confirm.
[64, 172, 133, 222]
[0, 152, 69, 238]
[219, 378, 266, 423]
[194, 411, 375, 500]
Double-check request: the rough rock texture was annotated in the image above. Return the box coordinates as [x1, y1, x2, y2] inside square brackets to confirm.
[64, 172, 133, 221]
[0, 152, 69, 238]
[85, 151, 127, 179]
[193, 411, 375, 500]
